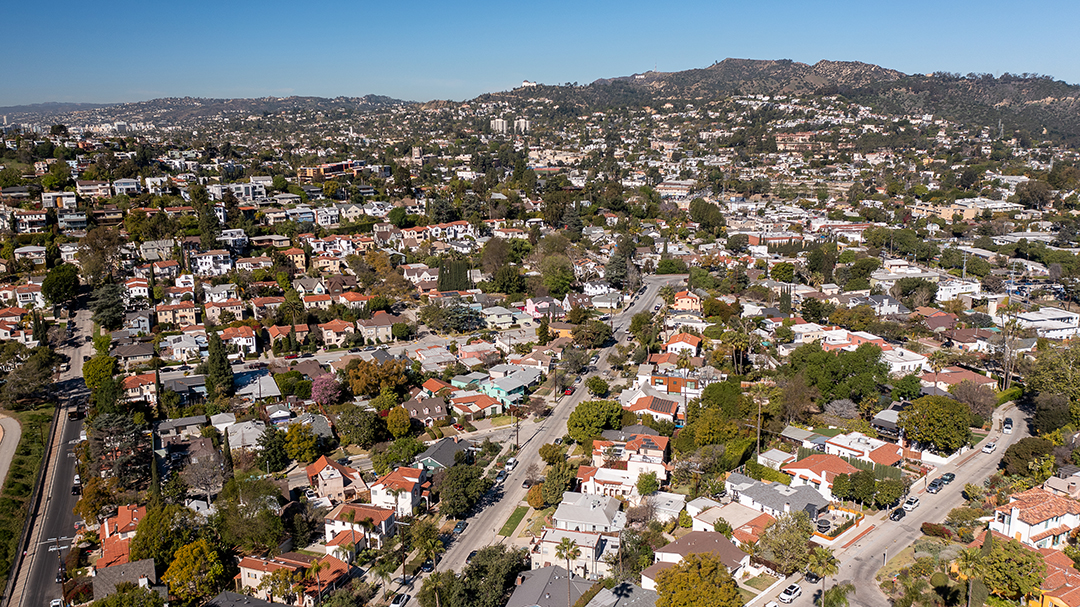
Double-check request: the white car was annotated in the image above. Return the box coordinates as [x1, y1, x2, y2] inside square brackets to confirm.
[903, 496, 920, 511]
[778, 584, 802, 603]
[983, 442, 997, 454]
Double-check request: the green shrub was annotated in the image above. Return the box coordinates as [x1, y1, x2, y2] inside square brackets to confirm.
[930, 572, 949, 588]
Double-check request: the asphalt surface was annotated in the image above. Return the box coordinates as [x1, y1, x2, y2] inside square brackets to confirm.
[757, 402, 1029, 607]
[10, 307, 90, 607]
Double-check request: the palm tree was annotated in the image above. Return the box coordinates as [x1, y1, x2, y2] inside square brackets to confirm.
[956, 547, 985, 607]
[820, 582, 855, 607]
[807, 546, 839, 597]
[555, 538, 581, 607]
[373, 556, 397, 600]
[420, 537, 446, 607]
[305, 559, 330, 605]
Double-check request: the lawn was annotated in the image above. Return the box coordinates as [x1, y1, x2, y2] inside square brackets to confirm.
[499, 506, 529, 536]
[744, 574, 778, 592]
[737, 588, 757, 603]
[488, 415, 513, 427]
[525, 506, 556, 537]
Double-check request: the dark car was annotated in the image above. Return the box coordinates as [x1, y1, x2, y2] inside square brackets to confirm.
[522, 479, 533, 489]
[453, 521, 468, 535]
[940, 472, 956, 485]
[889, 508, 906, 522]
[421, 559, 434, 573]
[466, 550, 478, 564]
[804, 571, 821, 584]
[927, 478, 943, 494]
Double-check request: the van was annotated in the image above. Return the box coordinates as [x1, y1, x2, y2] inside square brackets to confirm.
[505, 458, 517, 471]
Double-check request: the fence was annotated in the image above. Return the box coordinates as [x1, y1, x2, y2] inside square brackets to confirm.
[797, 446, 903, 481]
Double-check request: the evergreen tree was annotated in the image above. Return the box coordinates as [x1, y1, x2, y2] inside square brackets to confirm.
[563, 204, 583, 241]
[605, 253, 627, 289]
[205, 332, 234, 399]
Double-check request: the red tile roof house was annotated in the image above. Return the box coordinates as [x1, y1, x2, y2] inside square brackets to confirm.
[450, 393, 504, 420]
[623, 395, 680, 425]
[989, 487, 1080, 549]
[371, 466, 429, 518]
[98, 504, 147, 568]
[919, 366, 998, 392]
[305, 455, 368, 503]
[319, 319, 355, 348]
[664, 333, 702, 356]
[420, 377, 452, 398]
[780, 454, 860, 501]
[324, 503, 396, 549]
[969, 530, 1080, 607]
[236, 552, 352, 607]
[267, 324, 310, 344]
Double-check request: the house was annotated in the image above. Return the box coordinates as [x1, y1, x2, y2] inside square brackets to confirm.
[622, 394, 680, 425]
[306, 455, 368, 503]
[725, 472, 829, 520]
[481, 306, 516, 330]
[324, 503, 396, 548]
[156, 302, 198, 327]
[58, 211, 88, 230]
[220, 325, 258, 355]
[552, 492, 626, 534]
[98, 504, 148, 569]
[583, 281, 615, 297]
[920, 366, 997, 392]
[420, 377, 452, 399]
[228, 420, 267, 451]
[672, 291, 702, 312]
[267, 324, 310, 344]
[403, 397, 448, 427]
[592, 433, 670, 482]
[13, 246, 46, 268]
[204, 299, 245, 325]
[113, 178, 141, 196]
[77, 180, 112, 199]
[989, 487, 1080, 549]
[583, 584, 657, 607]
[302, 294, 333, 310]
[121, 374, 158, 406]
[415, 437, 473, 471]
[235, 553, 351, 607]
[93, 559, 166, 602]
[355, 311, 396, 342]
[14, 210, 47, 233]
[506, 567, 593, 607]
[691, 502, 775, 546]
[370, 466, 428, 517]
[42, 191, 76, 209]
[158, 415, 208, 440]
[14, 284, 45, 308]
[642, 532, 749, 591]
[114, 343, 155, 368]
[450, 392, 504, 419]
[530, 529, 616, 579]
[319, 319, 355, 348]
[781, 454, 860, 501]
[577, 466, 639, 499]
[825, 432, 905, 467]
[190, 250, 234, 276]
[663, 333, 701, 356]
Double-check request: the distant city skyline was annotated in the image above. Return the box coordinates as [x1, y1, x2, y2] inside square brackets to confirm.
[2, 0, 1078, 106]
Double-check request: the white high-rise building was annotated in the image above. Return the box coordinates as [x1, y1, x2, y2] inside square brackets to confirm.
[490, 118, 508, 134]
[514, 118, 530, 133]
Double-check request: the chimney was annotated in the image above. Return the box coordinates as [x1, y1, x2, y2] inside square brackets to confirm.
[784, 502, 790, 513]
[138, 576, 150, 589]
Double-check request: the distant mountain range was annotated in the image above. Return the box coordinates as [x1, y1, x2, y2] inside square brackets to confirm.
[486, 58, 1080, 143]
[7, 58, 1080, 142]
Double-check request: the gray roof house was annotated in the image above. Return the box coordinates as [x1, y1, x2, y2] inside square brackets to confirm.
[725, 472, 829, 520]
[93, 558, 167, 601]
[553, 492, 626, 534]
[206, 592, 278, 607]
[157, 415, 208, 439]
[585, 583, 657, 607]
[506, 567, 593, 607]
[415, 437, 473, 471]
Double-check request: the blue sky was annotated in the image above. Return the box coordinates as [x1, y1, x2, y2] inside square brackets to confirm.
[3, 0, 1078, 106]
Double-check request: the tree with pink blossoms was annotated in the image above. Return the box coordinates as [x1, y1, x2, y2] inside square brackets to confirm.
[311, 374, 342, 408]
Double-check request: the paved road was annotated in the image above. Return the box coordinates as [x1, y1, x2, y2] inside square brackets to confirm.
[759, 402, 1029, 607]
[9, 307, 90, 607]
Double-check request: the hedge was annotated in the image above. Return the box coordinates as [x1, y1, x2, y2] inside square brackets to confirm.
[745, 461, 792, 486]
[921, 522, 955, 540]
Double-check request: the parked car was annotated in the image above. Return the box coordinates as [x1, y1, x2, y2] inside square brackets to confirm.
[889, 508, 906, 522]
[564, 387, 574, 395]
[522, 479, 533, 489]
[283, 354, 299, 360]
[941, 472, 956, 484]
[903, 497, 920, 511]
[495, 470, 507, 483]
[466, 550, 478, 564]
[1003, 418, 1014, 434]
[804, 571, 821, 584]
[452, 423, 464, 431]
[421, 560, 434, 573]
[505, 458, 517, 471]
[391, 594, 410, 607]
[453, 521, 468, 535]
[554, 438, 563, 446]
[778, 584, 802, 603]
[983, 442, 997, 454]
[927, 478, 943, 494]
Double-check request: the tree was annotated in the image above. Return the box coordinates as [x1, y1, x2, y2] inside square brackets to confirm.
[257, 427, 290, 472]
[387, 406, 412, 438]
[481, 237, 509, 276]
[91, 283, 124, 330]
[830, 473, 850, 502]
[891, 277, 938, 310]
[392, 322, 414, 341]
[585, 376, 609, 397]
[950, 380, 997, 421]
[438, 464, 492, 519]
[162, 538, 227, 604]
[258, 568, 299, 605]
[636, 471, 659, 495]
[757, 511, 814, 575]
[490, 266, 526, 295]
[285, 423, 320, 462]
[555, 538, 581, 607]
[336, 405, 385, 449]
[204, 331, 234, 399]
[892, 374, 922, 401]
[726, 234, 749, 254]
[981, 538, 1045, 599]
[820, 582, 855, 607]
[655, 552, 742, 607]
[898, 395, 972, 454]
[311, 374, 342, 408]
[770, 262, 795, 283]
[538, 443, 563, 465]
[1001, 437, 1055, 476]
[347, 358, 409, 398]
[542, 461, 574, 505]
[42, 263, 80, 305]
[79, 227, 124, 286]
[849, 470, 877, 505]
[572, 320, 612, 348]
[217, 475, 286, 553]
[807, 546, 839, 596]
[566, 400, 622, 443]
[1028, 342, 1080, 404]
[527, 483, 545, 509]
[539, 255, 574, 298]
[129, 505, 201, 566]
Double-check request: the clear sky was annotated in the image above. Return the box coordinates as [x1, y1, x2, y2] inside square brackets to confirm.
[3, 0, 1078, 106]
